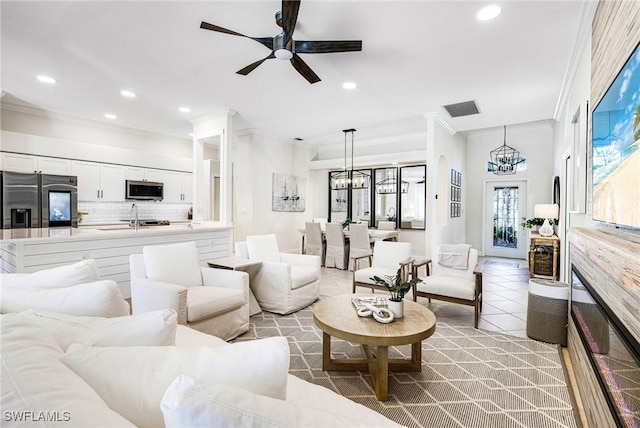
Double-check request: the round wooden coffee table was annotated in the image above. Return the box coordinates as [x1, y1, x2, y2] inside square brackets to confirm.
[313, 294, 436, 401]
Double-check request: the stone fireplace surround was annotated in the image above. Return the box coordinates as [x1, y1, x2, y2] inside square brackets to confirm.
[568, 227, 640, 427]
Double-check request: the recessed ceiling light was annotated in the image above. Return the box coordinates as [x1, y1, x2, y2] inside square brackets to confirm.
[342, 81, 357, 90]
[477, 4, 502, 21]
[179, 107, 191, 113]
[188, 132, 194, 137]
[120, 90, 136, 98]
[36, 75, 56, 84]
[104, 113, 117, 120]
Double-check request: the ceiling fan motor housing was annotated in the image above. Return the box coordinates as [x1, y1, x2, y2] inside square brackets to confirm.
[274, 32, 293, 59]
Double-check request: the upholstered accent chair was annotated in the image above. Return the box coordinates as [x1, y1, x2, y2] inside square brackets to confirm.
[235, 234, 320, 314]
[412, 245, 483, 328]
[352, 241, 413, 294]
[129, 241, 250, 341]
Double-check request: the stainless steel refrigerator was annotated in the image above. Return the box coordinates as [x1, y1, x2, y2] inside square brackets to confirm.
[1, 171, 78, 229]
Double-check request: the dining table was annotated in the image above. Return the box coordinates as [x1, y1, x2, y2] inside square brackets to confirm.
[298, 226, 399, 254]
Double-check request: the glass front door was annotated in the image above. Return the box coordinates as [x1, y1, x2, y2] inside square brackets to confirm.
[485, 181, 527, 259]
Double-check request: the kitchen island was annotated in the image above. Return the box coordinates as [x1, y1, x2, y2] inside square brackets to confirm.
[0, 222, 234, 298]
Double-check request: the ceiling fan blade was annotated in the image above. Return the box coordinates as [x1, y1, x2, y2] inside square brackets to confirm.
[281, 0, 301, 44]
[236, 52, 276, 76]
[294, 40, 362, 54]
[200, 21, 273, 50]
[290, 53, 320, 84]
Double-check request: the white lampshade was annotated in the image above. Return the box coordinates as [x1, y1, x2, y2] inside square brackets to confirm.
[534, 204, 559, 220]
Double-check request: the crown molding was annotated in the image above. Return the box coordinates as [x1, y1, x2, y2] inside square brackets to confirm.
[423, 112, 456, 135]
[309, 150, 427, 170]
[466, 119, 554, 139]
[1, 101, 191, 142]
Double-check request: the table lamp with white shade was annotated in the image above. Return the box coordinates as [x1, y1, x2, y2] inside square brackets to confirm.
[534, 204, 559, 237]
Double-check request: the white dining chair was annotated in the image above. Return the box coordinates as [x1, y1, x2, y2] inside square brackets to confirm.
[313, 217, 328, 230]
[304, 221, 324, 265]
[348, 223, 372, 271]
[325, 223, 348, 270]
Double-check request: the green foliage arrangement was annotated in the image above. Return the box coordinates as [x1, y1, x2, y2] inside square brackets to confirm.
[341, 217, 353, 229]
[370, 268, 420, 302]
[522, 218, 545, 229]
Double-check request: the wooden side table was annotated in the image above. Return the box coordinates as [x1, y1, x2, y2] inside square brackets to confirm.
[207, 256, 262, 315]
[528, 233, 559, 281]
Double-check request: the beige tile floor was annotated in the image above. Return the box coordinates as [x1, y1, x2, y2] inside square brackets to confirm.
[319, 256, 531, 338]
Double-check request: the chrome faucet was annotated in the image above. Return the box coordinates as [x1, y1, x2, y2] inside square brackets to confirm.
[130, 203, 139, 231]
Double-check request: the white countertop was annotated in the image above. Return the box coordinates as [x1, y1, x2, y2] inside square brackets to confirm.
[0, 221, 233, 243]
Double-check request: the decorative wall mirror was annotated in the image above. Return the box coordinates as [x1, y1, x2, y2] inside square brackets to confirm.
[399, 165, 426, 230]
[328, 169, 372, 226]
[374, 167, 399, 228]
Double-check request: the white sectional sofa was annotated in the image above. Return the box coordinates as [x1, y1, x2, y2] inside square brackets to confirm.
[0, 260, 402, 427]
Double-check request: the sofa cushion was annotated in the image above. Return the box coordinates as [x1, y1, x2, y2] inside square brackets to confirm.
[416, 276, 476, 301]
[246, 234, 281, 262]
[143, 241, 203, 287]
[0, 259, 100, 289]
[0, 280, 130, 317]
[161, 374, 399, 428]
[0, 314, 134, 427]
[61, 337, 290, 428]
[174, 324, 227, 348]
[186, 286, 244, 322]
[19, 309, 177, 351]
[285, 374, 403, 426]
[290, 265, 318, 290]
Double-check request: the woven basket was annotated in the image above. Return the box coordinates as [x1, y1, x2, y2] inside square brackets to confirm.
[534, 252, 554, 276]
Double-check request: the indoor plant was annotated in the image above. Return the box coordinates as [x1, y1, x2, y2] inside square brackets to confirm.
[371, 268, 420, 318]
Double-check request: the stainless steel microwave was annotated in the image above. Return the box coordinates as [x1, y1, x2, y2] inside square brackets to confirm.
[125, 180, 163, 201]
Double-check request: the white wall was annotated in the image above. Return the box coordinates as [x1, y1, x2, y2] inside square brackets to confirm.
[466, 121, 555, 254]
[428, 119, 467, 258]
[232, 130, 318, 253]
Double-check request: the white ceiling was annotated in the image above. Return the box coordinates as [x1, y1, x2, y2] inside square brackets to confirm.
[0, 1, 589, 146]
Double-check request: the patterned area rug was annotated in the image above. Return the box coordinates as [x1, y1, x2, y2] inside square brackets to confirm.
[233, 303, 578, 428]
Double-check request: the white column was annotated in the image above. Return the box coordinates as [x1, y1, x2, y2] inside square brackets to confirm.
[190, 109, 236, 225]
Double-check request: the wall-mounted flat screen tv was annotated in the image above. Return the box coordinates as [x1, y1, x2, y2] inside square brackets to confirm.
[591, 42, 640, 230]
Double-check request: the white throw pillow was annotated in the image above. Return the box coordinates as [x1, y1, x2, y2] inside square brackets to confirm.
[0, 259, 100, 288]
[246, 234, 281, 262]
[161, 375, 398, 428]
[143, 241, 202, 287]
[1, 314, 135, 427]
[0, 280, 130, 317]
[61, 337, 290, 428]
[19, 309, 177, 350]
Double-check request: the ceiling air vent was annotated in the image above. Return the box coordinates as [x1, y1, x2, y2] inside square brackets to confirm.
[442, 100, 480, 118]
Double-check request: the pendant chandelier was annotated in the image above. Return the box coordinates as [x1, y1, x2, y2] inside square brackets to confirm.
[376, 170, 409, 194]
[489, 125, 526, 175]
[330, 129, 370, 190]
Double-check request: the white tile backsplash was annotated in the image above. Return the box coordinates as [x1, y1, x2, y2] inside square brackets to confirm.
[79, 201, 191, 223]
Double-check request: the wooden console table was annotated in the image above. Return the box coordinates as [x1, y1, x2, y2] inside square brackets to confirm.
[528, 232, 559, 281]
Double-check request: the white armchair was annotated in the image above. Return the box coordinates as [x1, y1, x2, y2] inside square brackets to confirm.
[129, 241, 250, 341]
[352, 241, 413, 294]
[235, 234, 320, 314]
[412, 245, 483, 328]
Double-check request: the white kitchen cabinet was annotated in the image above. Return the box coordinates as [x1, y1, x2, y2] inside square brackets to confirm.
[163, 171, 192, 203]
[125, 166, 163, 182]
[1, 153, 71, 175]
[2, 153, 38, 172]
[72, 161, 125, 201]
[38, 157, 72, 174]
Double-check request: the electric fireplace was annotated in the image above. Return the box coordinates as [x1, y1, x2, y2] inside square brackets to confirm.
[570, 266, 640, 427]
